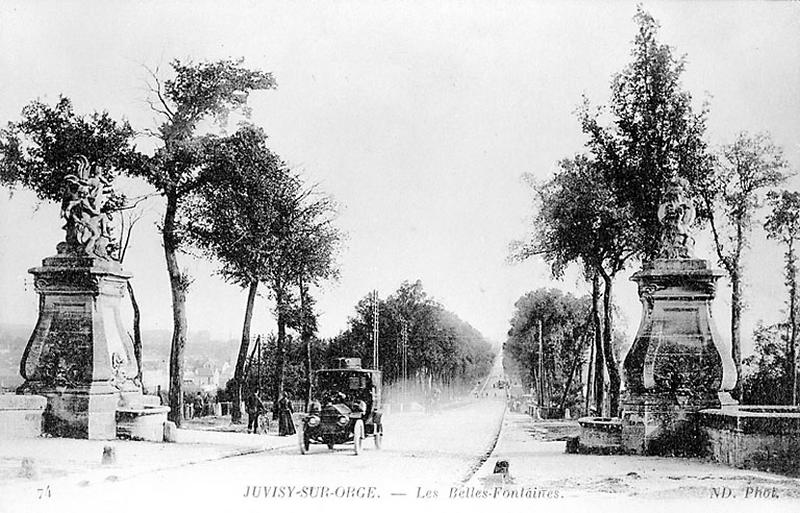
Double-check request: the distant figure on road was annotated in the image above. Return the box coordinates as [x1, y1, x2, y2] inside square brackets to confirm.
[275, 392, 296, 436]
[246, 391, 264, 434]
[193, 393, 204, 418]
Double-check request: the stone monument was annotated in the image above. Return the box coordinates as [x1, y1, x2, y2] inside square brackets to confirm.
[17, 156, 143, 439]
[620, 177, 737, 454]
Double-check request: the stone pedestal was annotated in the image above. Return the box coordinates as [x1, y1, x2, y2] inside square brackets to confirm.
[17, 253, 142, 439]
[621, 258, 737, 455]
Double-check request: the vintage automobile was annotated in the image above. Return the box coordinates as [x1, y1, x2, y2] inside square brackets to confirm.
[298, 357, 383, 455]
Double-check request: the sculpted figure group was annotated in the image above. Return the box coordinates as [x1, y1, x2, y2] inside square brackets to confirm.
[60, 155, 116, 259]
[657, 176, 696, 259]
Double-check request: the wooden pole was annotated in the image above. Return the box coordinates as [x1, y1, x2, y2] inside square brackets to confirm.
[538, 319, 544, 409]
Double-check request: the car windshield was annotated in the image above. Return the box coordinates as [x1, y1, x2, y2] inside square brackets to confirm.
[315, 370, 373, 404]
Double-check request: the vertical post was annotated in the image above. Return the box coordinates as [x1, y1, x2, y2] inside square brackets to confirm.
[256, 335, 262, 396]
[585, 332, 595, 416]
[401, 319, 408, 404]
[538, 319, 544, 409]
[372, 290, 380, 370]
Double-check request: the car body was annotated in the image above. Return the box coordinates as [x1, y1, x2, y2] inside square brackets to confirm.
[298, 358, 383, 455]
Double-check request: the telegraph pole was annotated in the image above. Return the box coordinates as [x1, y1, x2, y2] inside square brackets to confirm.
[538, 319, 544, 409]
[372, 290, 380, 369]
[400, 319, 409, 404]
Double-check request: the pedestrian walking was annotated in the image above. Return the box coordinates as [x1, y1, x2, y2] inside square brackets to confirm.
[275, 391, 296, 436]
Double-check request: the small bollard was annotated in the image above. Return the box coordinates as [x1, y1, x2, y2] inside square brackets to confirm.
[163, 420, 178, 442]
[493, 459, 510, 476]
[19, 458, 38, 479]
[101, 445, 116, 465]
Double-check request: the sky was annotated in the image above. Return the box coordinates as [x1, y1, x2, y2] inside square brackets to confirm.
[1, 1, 799, 355]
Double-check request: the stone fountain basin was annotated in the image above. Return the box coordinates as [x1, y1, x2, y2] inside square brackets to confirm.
[116, 404, 170, 442]
[575, 416, 624, 454]
[700, 406, 800, 475]
[0, 394, 47, 438]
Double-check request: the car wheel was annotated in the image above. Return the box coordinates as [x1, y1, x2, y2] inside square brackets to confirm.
[354, 420, 364, 455]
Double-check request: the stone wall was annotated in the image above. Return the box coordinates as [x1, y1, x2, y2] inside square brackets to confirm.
[701, 407, 800, 476]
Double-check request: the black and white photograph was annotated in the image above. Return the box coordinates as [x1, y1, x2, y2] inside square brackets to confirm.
[1, 1, 799, 512]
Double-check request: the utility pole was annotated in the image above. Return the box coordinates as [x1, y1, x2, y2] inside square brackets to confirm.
[371, 290, 380, 369]
[400, 319, 408, 401]
[257, 335, 263, 396]
[538, 319, 544, 409]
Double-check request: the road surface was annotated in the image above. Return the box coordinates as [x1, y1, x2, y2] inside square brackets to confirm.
[2, 398, 507, 513]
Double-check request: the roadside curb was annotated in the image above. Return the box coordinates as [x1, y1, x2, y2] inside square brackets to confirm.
[459, 401, 507, 483]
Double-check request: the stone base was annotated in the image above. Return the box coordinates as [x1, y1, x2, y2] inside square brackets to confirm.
[0, 394, 47, 438]
[621, 393, 716, 456]
[25, 384, 120, 440]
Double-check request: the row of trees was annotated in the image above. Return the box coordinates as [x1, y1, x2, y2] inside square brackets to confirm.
[504, 289, 595, 415]
[0, 59, 342, 425]
[510, 8, 796, 413]
[227, 280, 496, 405]
[330, 280, 496, 390]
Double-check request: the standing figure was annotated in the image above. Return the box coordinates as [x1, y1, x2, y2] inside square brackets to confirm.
[246, 390, 263, 434]
[275, 392, 296, 436]
[193, 392, 204, 419]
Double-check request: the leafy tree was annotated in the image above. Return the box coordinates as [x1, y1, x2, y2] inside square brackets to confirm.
[696, 132, 789, 397]
[515, 157, 636, 414]
[765, 189, 800, 405]
[138, 59, 276, 426]
[742, 323, 790, 405]
[290, 212, 342, 408]
[512, 9, 713, 415]
[330, 281, 494, 391]
[0, 96, 141, 202]
[504, 288, 592, 415]
[180, 124, 285, 422]
[580, 7, 713, 260]
[261, 172, 341, 403]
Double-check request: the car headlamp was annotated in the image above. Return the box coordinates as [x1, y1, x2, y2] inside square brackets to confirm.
[337, 415, 348, 426]
[307, 415, 320, 427]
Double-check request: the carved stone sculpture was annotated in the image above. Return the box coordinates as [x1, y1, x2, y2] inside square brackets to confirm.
[59, 156, 116, 259]
[17, 156, 142, 439]
[657, 177, 696, 259]
[619, 176, 736, 455]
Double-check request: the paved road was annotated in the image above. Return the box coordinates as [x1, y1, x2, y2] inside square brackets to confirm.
[2, 399, 506, 513]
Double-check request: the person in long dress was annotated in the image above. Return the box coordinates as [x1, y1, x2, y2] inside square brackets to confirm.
[275, 392, 296, 436]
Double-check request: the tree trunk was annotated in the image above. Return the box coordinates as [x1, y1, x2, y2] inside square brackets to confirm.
[164, 193, 187, 427]
[274, 281, 287, 403]
[232, 280, 258, 423]
[601, 271, 622, 417]
[585, 330, 595, 416]
[559, 347, 583, 414]
[788, 244, 797, 406]
[592, 273, 605, 414]
[299, 276, 313, 411]
[126, 281, 143, 385]
[731, 270, 742, 400]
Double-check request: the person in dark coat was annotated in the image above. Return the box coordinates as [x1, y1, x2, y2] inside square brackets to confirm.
[275, 392, 296, 436]
[246, 391, 263, 434]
